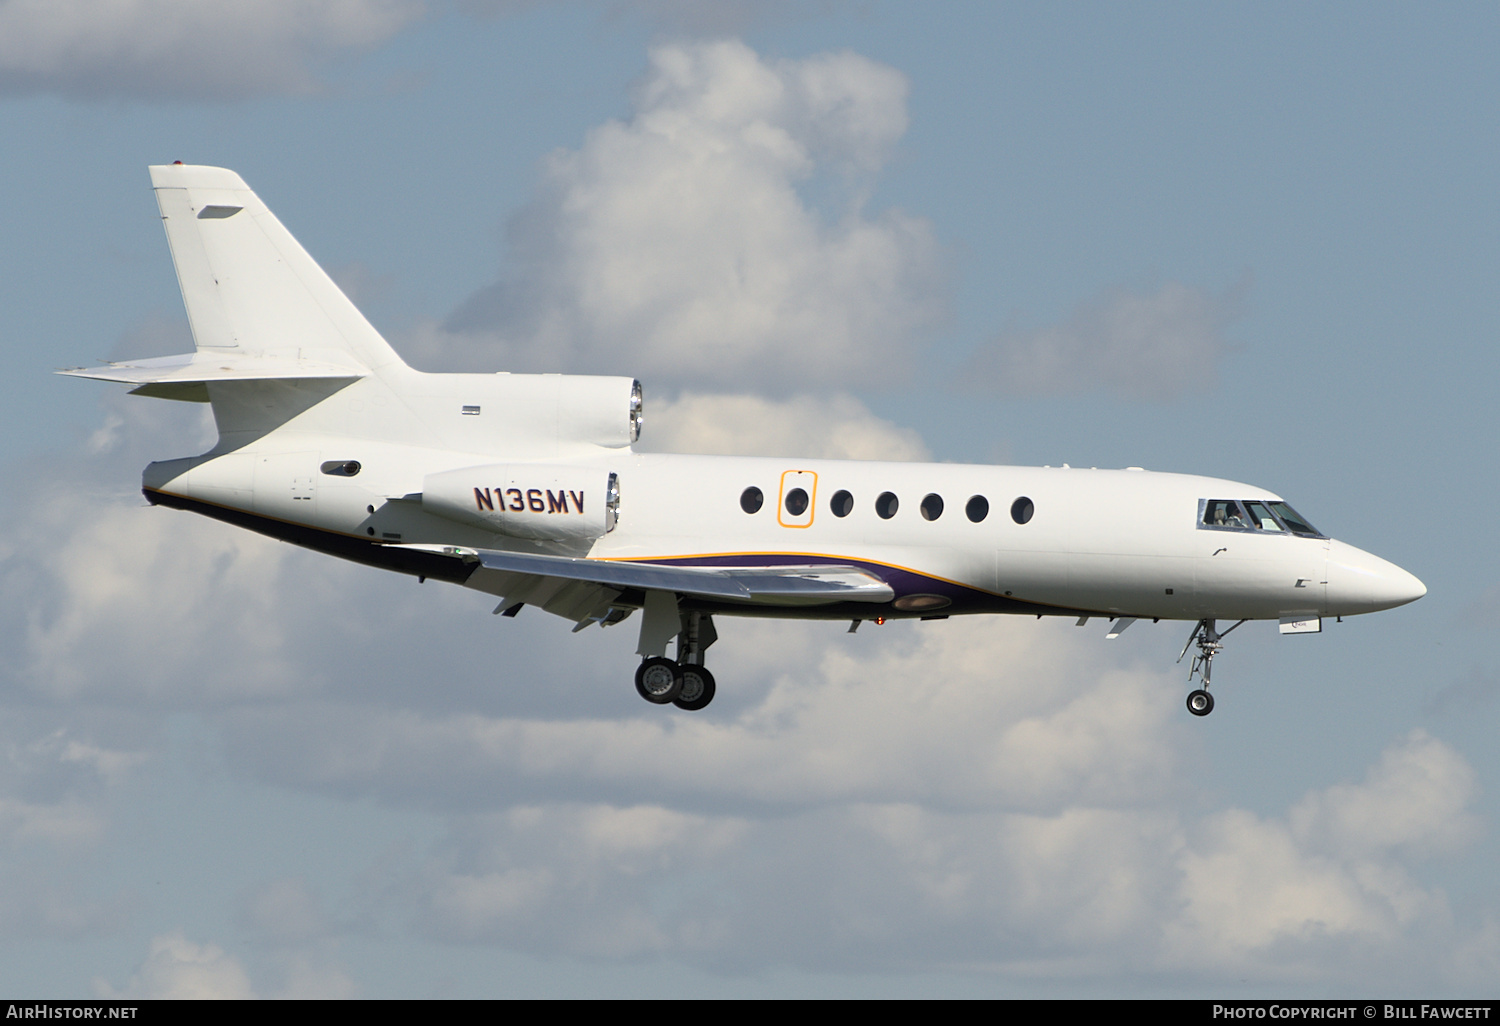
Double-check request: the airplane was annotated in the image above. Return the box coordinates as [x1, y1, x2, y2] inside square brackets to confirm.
[63, 164, 1427, 716]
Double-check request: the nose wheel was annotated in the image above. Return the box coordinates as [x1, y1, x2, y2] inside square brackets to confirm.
[1177, 618, 1245, 716]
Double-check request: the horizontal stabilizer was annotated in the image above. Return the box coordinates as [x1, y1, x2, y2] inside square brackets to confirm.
[394, 545, 895, 606]
[59, 351, 367, 402]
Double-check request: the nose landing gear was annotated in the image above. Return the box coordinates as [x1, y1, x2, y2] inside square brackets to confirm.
[1178, 617, 1245, 716]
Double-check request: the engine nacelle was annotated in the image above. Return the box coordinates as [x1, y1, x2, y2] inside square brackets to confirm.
[423, 464, 618, 542]
[410, 375, 643, 456]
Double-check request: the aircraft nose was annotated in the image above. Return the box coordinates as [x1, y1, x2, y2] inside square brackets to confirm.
[1325, 539, 1427, 615]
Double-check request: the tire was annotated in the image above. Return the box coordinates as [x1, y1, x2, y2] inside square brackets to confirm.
[635, 658, 682, 704]
[674, 666, 717, 711]
[1186, 689, 1214, 717]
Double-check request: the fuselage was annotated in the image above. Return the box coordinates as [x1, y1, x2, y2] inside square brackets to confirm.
[143, 429, 1425, 625]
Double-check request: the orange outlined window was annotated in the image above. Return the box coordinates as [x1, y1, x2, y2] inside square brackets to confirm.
[778, 470, 817, 528]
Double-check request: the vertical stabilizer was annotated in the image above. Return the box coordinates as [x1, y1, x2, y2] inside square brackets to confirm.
[149, 163, 405, 374]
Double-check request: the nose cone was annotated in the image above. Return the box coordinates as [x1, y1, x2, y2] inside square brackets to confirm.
[1325, 539, 1427, 615]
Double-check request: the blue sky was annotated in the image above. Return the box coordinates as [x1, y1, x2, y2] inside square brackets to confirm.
[0, 0, 1495, 997]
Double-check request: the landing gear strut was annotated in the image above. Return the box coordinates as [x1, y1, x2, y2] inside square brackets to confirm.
[633, 610, 718, 711]
[1177, 617, 1245, 717]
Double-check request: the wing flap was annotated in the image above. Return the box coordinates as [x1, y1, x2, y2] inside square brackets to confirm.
[392, 545, 894, 606]
[474, 550, 893, 606]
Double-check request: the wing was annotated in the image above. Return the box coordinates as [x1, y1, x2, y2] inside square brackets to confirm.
[392, 544, 894, 629]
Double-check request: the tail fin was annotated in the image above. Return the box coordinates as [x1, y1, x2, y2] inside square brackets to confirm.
[62, 164, 412, 444]
[149, 163, 405, 373]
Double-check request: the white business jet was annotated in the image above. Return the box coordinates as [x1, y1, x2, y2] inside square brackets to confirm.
[64, 165, 1426, 716]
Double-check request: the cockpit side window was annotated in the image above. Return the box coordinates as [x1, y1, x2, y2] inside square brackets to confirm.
[1202, 499, 1249, 530]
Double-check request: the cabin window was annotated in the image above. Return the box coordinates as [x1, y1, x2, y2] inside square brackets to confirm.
[740, 486, 763, 514]
[876, 492, 899, 519]
[1011, 496, 1034, 524]
[920, 493, 944, 521]
[830, 490, 853, 517]
[784, 488, 809, 517]
[965, 495, 989, 523]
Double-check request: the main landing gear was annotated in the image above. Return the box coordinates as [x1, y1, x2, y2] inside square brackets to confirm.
[633, 658, 717, 711]
[1177, 617, 1246, 717]
[634, 609, 718, 711]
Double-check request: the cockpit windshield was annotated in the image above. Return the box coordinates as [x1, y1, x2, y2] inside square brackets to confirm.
[1199, 498, 1322, 537]
[1268, 501, 1320, 536]
[1243, 501, 1283, 531]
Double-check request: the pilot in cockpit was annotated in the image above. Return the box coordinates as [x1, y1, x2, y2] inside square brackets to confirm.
[1206, 500, 1248, 529]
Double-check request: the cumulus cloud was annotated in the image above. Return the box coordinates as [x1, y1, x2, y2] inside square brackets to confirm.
[0, 0, 424, 100]
[365, 729, 1489, 982]
[427, 40, 945, 390]
[160, 595, 1485, 984]
[0, 699, 147, 942]
[966, 278, 1247, 402]
[97, 926, 358, 998]
[640, 391, 929, 461]
[99, 931, 254, 999]
[1164, 733, 1483, 979]
[3, 492, 305, 701]
[222, 617, 1187, 811]
[1288, 729, 1480, 860]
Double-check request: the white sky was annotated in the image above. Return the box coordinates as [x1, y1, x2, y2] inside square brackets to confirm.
[0, 0, 1495, 998]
